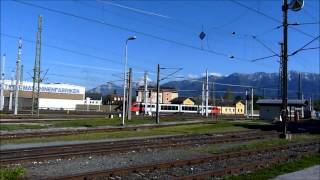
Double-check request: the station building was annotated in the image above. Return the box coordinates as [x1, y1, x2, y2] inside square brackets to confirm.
[1, 80, 85, 110]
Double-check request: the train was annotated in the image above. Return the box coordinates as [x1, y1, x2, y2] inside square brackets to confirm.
[130, 102, 221, 114]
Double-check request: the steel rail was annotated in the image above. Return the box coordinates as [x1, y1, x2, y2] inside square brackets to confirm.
[1, 131, 278, 165]
[47, 140, 319, 180]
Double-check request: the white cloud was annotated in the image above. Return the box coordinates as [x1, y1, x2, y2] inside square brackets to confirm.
[201, 72, 223, 77]
[186, 74, 199, 79]
[135, 75, 152, 86]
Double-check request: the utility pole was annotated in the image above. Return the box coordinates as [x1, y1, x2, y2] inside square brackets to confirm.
[20, 65, 23, 83]
[0, 54, 5, 111]
[201, 82, 204, 116]
[205, 70, 209, 117]
[14, 38, 22, 115]
[156, 64, 160, 124]
[281, 0, 289, 136]
[144, 71, 148, 115]
[251, 88, 254, 118]
[32, 15, 42, 116]
[9, 71, 14, 111]
[245, 90, 248, 118]
[128, 68, 132, 120]
[298, 73, 302, 99]
[278, 43, 284, 99]
[212, 82, 215, 106]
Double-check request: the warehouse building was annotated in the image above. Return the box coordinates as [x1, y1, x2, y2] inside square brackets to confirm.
[257, 99, 307, 121]
[1, 80, 85, 110]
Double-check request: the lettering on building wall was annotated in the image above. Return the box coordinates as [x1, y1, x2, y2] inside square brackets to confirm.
[3, 84, 81, 94]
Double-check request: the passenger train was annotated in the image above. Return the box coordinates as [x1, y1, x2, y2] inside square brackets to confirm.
[130, 103, 220, 114]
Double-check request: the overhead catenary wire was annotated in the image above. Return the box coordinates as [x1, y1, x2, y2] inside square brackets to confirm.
[13, 0, 231, 59]
[229, 0, 317, 39]
[290, 35, 320, 56]
[0, 33, 157, 74]
[252, 36, 279, 56]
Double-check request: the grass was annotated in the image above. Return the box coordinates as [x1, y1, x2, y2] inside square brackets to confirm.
[0, 166, 25, 180]
[196, 134, 320, 154]
[224, 154, 320, 180]
[1, 117, 265, 130]
[1, 122, 249, 144]
[51, 117, 160, 127]
[0, 124, 47, 131]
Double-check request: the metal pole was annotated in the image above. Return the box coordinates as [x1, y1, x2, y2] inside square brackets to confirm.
[128, 68, 133, 120]
[245, 90, 248, 118]
[0, 54, 5, 111]
[9, 72, 13, 111]
[122, 41, 128, 126]
[156, 64, 160, 124]
[32, 15, 42, 116]
[251, 88, 254, 118]
[14, 38, 22, 115]
[212, 82, 215, 106]
[205, 70, 209, 117]
[144, 71, 148, 115]
[282, 0, 288, 136]
[201, 82, 204, 116]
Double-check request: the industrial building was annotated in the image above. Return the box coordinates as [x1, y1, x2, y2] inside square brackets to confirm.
[1, 80, 85, 111]
[257, 99, 307, 121]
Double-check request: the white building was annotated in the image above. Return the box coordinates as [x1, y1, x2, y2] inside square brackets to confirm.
[1, 80, 85, 110]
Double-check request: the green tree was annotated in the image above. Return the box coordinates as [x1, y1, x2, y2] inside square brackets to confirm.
[223, 89, 234, 101]
[103, 95, 113, 105]
[235, 95, 243, 102]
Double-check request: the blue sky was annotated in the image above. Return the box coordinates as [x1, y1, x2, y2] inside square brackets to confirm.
[1, 0, 319, 89]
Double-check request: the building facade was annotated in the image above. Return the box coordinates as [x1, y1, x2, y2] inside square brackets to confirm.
[171, 97, 195, 105]
[136, 86, 178, 104]
[1, 80, 85, 110]
[257, 99, 307, 121]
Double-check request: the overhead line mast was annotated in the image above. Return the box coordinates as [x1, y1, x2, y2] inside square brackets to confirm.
[32, 15, 43, 116]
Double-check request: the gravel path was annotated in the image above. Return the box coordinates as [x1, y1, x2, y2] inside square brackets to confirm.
[23, 146, 209, 179]
[118, 144, 319, 179]
[272, 165, 320, 180]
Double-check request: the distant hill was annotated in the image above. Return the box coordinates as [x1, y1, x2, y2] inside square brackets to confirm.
[162, 71, 319, 99]
[88, 71, 319, 99]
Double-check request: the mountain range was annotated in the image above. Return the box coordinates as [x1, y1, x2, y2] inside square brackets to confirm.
[88, 71, 319, 99]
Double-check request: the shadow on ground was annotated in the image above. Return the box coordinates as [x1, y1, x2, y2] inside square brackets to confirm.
[234, 120, 320, 134]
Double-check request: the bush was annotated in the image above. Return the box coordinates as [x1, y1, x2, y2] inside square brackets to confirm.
[0, 167, 25, 180]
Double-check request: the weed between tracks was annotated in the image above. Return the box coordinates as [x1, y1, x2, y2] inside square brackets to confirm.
[0, 124, 46, 131]
[1, 122, 248, 144]
[0, 118, 262, 130]
[0, 166, 25, 180]
[196, 134, 320, 154]
[224, 154, 320, 180]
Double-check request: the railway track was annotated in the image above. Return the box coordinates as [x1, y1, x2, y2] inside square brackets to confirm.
[47, 140, 319, 180]
[0, 121, 214, 140]
[1, 130, 278, 165]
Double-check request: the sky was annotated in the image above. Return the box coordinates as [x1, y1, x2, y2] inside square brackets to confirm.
[1, 0, 319, 89]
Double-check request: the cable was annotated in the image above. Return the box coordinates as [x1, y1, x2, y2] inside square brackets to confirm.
[252, 36, 279, 56]
[161, 68, 183, 81]
[1, 32, 158, 73]
[229, 0, 317, 39]
[13, 0, 230, 58]
[76, 0, 198, 35]
[97, 0, 200, 30]
[290, 35, 320, 56]
[251, 54, 278, 62]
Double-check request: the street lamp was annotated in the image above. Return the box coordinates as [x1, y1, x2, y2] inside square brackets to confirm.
[122, 36, 136, 126]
